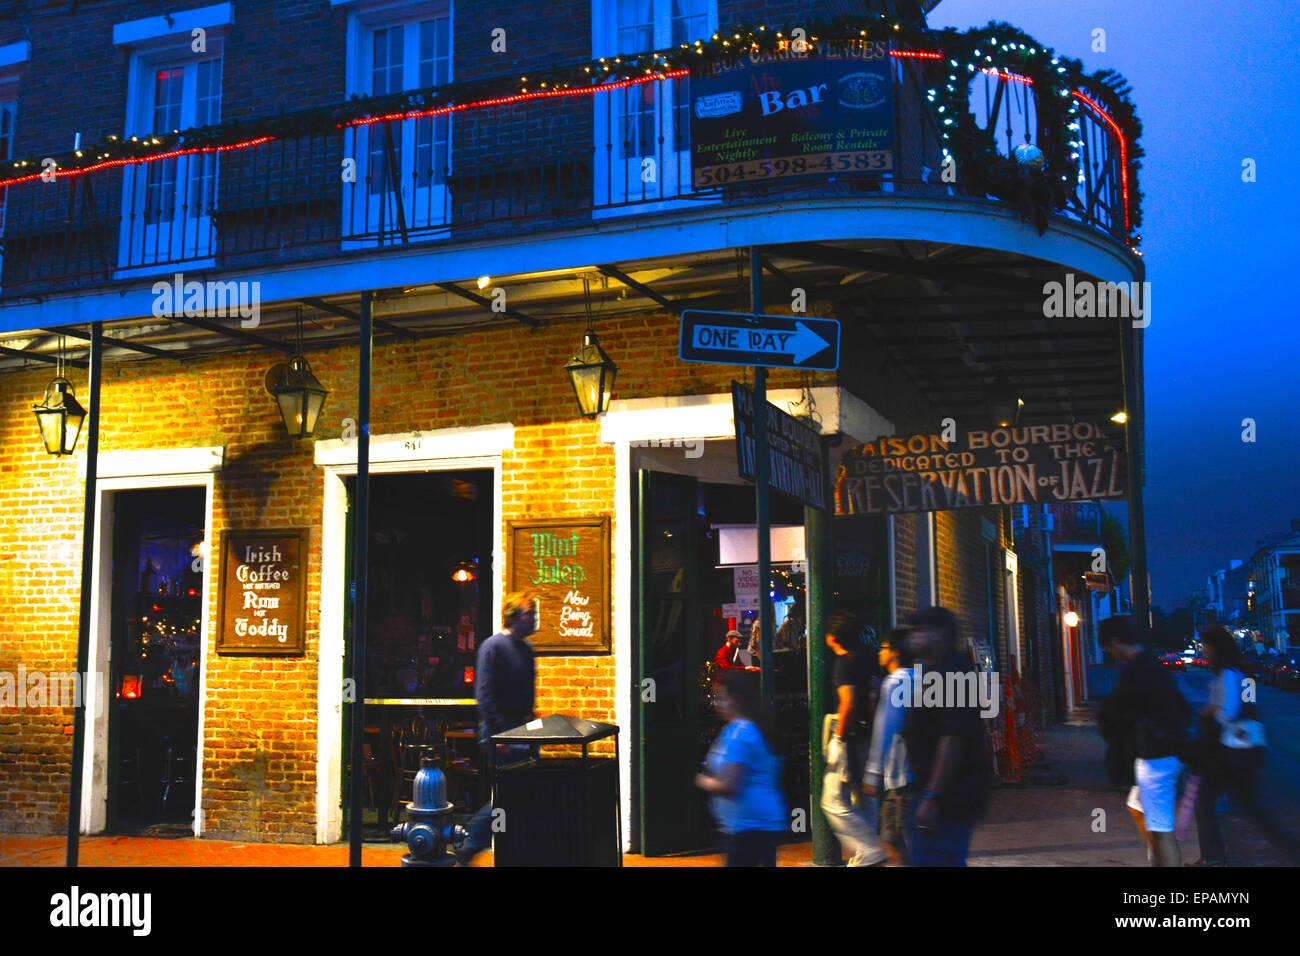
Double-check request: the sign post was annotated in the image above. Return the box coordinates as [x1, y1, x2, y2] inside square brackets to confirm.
[749, 249, 774, 712]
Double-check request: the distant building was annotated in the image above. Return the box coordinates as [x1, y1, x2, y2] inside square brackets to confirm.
[1248, 521, 1300, 650]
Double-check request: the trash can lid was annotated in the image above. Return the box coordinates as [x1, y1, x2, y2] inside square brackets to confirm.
[492, 714, 618, 744]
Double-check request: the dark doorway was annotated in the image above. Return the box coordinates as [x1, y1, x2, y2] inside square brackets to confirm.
[341, 469, 494, 840]
[107, 486, 205, 834]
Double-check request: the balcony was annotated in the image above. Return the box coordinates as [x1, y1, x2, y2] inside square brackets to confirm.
[0, 36, 1138, 303]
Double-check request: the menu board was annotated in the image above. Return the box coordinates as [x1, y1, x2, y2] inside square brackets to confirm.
[216, 528, 308, 655]
[507, 517, 611, 654]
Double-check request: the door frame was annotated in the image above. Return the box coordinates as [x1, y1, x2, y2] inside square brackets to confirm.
[313, 424, 512, 843]
[81, 446, 222, 836]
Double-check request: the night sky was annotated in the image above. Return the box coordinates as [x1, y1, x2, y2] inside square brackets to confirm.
[930, 0, 1300, 608]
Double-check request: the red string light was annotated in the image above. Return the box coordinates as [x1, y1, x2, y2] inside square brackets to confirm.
[0, 137, 274, 189]
[980, 68, 1031, 84]
[1072, 90, 1130, 235]
[890, 50, 943, 59]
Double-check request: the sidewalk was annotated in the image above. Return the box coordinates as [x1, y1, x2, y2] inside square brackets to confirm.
[2, 716, 1290, 867]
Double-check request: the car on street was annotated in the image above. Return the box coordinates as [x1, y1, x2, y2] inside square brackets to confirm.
[1160, 652, 1186, 671]
[1277, 649, 1300, 691]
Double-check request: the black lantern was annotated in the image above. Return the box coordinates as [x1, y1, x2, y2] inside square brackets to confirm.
[266, 356, 328, 439]
[565, 278, 618, 419]
[987, 371, 1023, 429]
[32, 377, 87, 456]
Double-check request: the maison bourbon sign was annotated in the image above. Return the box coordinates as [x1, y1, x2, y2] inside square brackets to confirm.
[507, 517, 611, 653]
[217, 528, 308, 655]
[835, 422, 1127, 516]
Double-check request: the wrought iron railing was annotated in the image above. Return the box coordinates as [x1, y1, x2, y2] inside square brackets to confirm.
[0, 59, 1130, 299]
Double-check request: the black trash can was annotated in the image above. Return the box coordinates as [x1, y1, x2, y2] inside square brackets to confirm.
[490, 715, 621, 867]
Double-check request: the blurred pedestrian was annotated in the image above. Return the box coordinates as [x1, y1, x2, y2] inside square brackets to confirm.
[1188, 625, 1266, 867]
[902, 608, 991, 867]
[456, 591, 537, 866]
[865, 626, 916, 865]
[695, 670, 788, 866]
[1098, 614, 1190, 867]
[819, 611, 888, 866]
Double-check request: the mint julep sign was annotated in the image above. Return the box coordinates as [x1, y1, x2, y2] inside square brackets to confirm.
[507, 517, 611, 653]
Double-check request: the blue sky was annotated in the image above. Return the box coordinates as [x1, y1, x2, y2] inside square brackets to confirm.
[929, 0, 1300, 607]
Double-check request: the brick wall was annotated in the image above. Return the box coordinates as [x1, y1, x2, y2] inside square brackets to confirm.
[0, 308, 811, 838]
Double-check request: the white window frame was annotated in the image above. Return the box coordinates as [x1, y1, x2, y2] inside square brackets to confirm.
[591, 0, 718, 217]
[115, 23, 228, 276]
[340, 0, 454, 249]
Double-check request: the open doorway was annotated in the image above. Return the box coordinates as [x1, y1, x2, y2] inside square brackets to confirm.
[340, 469, 495, 841]
[106, 486, 205, 834]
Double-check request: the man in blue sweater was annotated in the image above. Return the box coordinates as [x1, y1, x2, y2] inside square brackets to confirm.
[457, 591, 538, 865]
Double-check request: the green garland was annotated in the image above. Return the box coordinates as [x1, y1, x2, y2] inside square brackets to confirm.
[2, 12, 1142, 245]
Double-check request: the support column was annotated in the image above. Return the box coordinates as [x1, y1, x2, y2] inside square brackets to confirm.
[805, 486, 838, 866]
[348, 292, 372, 867]
[1118, 314, 1149, 638]
[66, 322, 102, 867]
[750, 247, 774, 709]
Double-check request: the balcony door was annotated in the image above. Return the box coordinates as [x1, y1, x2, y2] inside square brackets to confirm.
[593, 0, 714, 212]
[347, 12, 451, 244]
[120, 56, 222, 269]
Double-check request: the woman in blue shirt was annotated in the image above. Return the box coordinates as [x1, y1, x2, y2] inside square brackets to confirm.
[695, 671, 788, 866]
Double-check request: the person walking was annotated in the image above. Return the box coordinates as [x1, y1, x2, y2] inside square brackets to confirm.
[695, 671, 788, 866]
[901, 608, 991, 867]
[819, 611, 888, 867]
[456, 591, 538, 866]
[865, 626, 916, 865]
[1098, 614, 1190, 867]
[1188, 625, 1266, 867]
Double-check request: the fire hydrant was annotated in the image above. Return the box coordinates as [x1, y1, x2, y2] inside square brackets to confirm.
[390, 756, 464, 867]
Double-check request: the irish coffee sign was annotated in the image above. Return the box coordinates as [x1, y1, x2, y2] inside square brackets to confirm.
[835, 422, 1127, 516]
[507, 517, 611, 653]
[690, 40, 895, 190]
[217, 529, 308, 655]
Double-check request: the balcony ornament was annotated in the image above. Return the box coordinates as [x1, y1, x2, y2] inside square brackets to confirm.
[265, 307, 328, 440]
[565, 278, 618, 420]
[1013, 136, 1045, 170]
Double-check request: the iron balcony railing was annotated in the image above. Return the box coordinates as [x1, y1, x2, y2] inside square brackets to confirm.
[0, 60, 1131, 299]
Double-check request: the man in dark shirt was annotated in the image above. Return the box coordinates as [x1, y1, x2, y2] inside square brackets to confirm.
[457, 591, 538, 865]
[820, 611, 887, 866]
[1099, 614, 1189, 867]
[902, 607, 991, 867]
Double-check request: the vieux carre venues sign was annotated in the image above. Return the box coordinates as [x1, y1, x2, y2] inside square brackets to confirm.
[507, 517, 611, 654]
[733, 381, 827, 511]
[216, 528, 308, 655]
[690, 39, 895, 190]
[835, 422, 1127, 516]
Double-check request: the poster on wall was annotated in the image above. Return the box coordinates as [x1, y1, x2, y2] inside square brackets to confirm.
[216, 528, 308, 655]
[691, 39, 895, 190]
[507, 516, 611, 654]
[835, 422, 1127, 516]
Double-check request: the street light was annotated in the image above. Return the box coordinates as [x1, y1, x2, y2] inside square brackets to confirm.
[1110, 410, 1128, 424]
[1064, 609, 1080, 629]
[32, 377, 87, 456]
[987, 371, 1023, 428]
[565, 278, 617, 419]
[266, 356, 328, 439]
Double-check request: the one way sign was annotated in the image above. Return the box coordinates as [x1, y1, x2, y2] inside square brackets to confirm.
[679, 310, 840, 371]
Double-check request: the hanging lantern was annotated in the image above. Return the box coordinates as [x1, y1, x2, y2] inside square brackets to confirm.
[451, 561, 477, 584]
[565, 278, 618, 419]
[32, 377, 87, 456]
[265, 356, 328, 439]
[987, 372, 1023, 428]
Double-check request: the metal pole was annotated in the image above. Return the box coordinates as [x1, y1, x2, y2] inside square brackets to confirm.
[750, 248, 773, 709]
[805, 445, 838, 866]
[1118, 315, 1149, 638]
[66, 321, 102, 867]
[349, 291, 373, 867]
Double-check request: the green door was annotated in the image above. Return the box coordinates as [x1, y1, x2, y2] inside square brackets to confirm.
[637, 470, 710, 855]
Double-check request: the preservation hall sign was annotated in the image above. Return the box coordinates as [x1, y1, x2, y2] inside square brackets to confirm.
[507, 517, 611, 653]
[835, 422, 1127, 516]
[217, 528, 308, 655]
